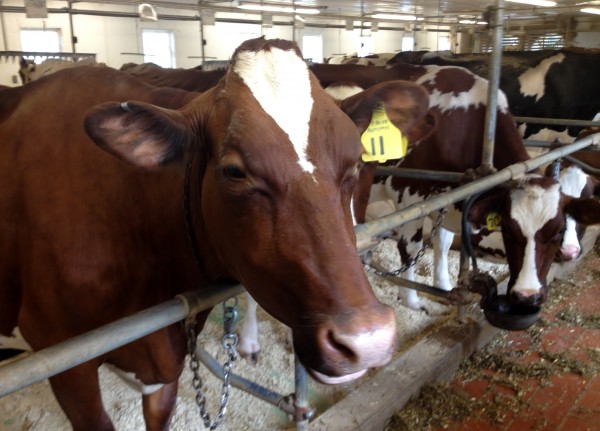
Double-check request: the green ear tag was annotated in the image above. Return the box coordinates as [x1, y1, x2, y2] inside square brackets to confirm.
[486, 212, 502, 231]
[361, 104, 408, 163]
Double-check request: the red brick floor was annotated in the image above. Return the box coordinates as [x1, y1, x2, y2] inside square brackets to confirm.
[387, 240, 600, 431]
[437, 242, 600, 431]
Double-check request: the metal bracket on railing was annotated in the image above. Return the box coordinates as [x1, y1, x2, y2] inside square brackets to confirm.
[277, 394, 316, 423]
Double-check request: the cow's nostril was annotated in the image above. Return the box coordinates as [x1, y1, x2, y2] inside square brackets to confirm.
[326, 329, 358, 363]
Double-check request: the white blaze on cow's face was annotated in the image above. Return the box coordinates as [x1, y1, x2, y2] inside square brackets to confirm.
[509, 181, 561, 298]
[417, 66, 509, 114]
[233, 47, 315, 174]
[518, 53, 565, 102]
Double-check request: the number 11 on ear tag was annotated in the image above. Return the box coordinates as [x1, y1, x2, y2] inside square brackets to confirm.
[361, 104, 408, 163]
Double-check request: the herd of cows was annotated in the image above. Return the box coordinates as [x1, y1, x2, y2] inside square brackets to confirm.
[1, 37, 600, 430]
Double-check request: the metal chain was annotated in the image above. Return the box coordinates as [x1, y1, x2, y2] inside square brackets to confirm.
[186, 299, 239, 430]
[366, 208, 448, 278]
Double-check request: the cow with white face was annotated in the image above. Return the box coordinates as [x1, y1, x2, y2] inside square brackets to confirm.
[468, 175, 600, 307]
[0, 37, 435, 428]
[448, 164, 600, 292]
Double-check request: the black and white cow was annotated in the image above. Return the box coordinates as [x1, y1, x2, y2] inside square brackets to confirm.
[388, 49, 600, 143]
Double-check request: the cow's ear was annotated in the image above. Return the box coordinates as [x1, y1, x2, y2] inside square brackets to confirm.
[564, 196, 600, 225]
[84, 101, 190, 169]
[338, 80, 435, 143]
[467, 192, 505, 230]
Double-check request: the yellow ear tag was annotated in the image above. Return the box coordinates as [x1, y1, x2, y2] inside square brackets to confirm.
[361, 104, 408, 163]
[485, 212, 502, 231]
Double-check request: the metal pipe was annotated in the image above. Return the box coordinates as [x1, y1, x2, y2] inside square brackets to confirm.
[0, 282, 244, 397]
[564, 155, 600, 176]
[0, 1, 7, 51]
[374, 166, 463, 183]
[68, 1, 76, 53]
[368, 259, 456, 300]
[355, 133, 600, 252]
[480, 0, 505, 171]
[194, 346, 285, 407]
[294, 354, 311, 431]
[514, 116, 600, 128]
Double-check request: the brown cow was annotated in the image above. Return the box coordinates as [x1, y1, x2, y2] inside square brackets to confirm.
[0, 37, 432, 430]
[120, 62, 226, 92]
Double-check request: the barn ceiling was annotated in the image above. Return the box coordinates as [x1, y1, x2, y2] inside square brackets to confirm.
[135, 0, 600, 23]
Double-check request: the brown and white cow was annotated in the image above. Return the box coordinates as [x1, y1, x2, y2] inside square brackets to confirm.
[0, 37, 432, 429]
[310, 63, 525, 309]
[309, 62, 600, 312]
[472, 163, 600, 265]
[18, 57, 104, 84]
[388, 49, 600, 143]
[467, 174, 600, 307]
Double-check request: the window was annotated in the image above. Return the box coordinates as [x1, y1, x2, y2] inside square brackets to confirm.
[527, 33, 564, 50]
[142, 30, 175, 68]
[438, 35, 451, 51]
[358, 36, 372, 57]
[20, 29, 61, 62]
[402, 36, 414, 52]
[302, 34, 323, 62]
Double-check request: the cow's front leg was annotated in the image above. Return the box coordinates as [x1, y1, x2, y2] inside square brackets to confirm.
[432, 226, 454, 291]
[49, 361, 115, 431]
[396, 221, 427, 311]
[238, 293, 260, 364]
[142, 380, 178, 431]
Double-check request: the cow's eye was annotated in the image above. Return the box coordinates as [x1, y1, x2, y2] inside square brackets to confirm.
[223, 165, 246, 179]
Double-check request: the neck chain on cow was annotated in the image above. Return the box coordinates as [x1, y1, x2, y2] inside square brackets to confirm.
[185, 299, 239, 430]
[182, 157, 239, 429]
[366, 208, 447, 278]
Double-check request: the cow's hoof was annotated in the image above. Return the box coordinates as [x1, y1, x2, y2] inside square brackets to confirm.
[240, 350, 261, 365]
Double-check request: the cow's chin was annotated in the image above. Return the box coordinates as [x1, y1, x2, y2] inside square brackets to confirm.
[308, 368, 367, 385]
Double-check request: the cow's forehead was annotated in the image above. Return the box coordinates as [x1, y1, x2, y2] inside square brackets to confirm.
[510, 181, 561, 237]
[232, 45, 315, 174]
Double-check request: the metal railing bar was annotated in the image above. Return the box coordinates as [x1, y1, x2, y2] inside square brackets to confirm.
[355, 133, 600, 252]
[374, 166, 463, 182]
[194, 346, 285, 407]
[514, 116, 600, 128]
[0, 282, 244, 397]
[564, 155, 600, 175]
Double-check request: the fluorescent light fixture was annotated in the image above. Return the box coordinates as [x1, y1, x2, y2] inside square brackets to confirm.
[294, 14, 305, 22]
[581, 7, 600, 15]
[506, 0, 556, 6]
[459, 19, 476, 24]
[371, 13, 417, 21]
[238, 2, 320, 14]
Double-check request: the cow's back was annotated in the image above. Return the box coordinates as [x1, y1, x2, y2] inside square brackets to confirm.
[0, 66, 203, 348]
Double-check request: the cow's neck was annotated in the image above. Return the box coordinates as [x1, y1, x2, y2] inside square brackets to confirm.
[184, 151, 230, 282]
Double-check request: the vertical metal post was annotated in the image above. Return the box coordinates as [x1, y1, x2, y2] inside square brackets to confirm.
[0, 1, 7, 51]
[457, 236, 471, 323]
[481, 0, 505, 172]
[68, 1, 76, 53]
[294, 354, 310, 431]
[199, 21, 205, 65]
